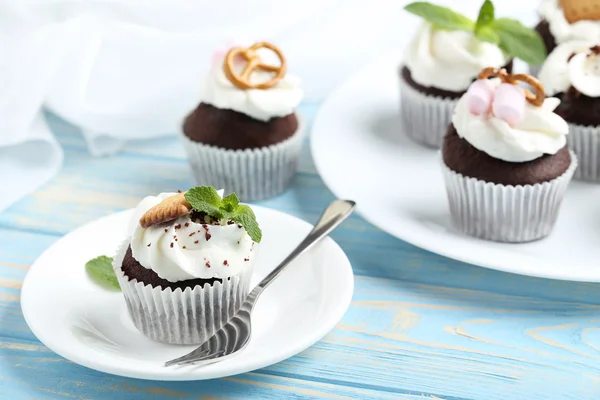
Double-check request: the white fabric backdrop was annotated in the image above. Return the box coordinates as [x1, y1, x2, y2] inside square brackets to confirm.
[0, 0, 536, 211]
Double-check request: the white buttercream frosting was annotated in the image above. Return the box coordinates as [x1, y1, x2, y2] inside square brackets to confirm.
[539, 40, 600, 97]
[453, 79, 569, 162]
[539, 0, 600, 45]
[403, 22, 508, 92]
[199, 49, 303, 122]
[129, 193, 257, 282]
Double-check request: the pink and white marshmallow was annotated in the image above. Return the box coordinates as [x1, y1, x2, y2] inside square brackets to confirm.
[492, 83, 526, 127]
[464, 79, 527, 127]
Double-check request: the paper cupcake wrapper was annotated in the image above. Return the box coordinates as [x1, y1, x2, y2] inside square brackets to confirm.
[113, 240, 253, 345]
[179, 114, 306, 202]
[441, 151, 577, 243]
[567, 123, 600, 182]
[399, 76, 459, 149]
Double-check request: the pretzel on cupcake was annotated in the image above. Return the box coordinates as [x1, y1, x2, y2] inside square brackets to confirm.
[222, 41, 287, 90]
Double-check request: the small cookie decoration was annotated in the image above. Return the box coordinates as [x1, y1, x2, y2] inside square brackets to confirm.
[139, 192, 191, 228]
[223, 41, 287, 90]
[560, 0, 600, 24]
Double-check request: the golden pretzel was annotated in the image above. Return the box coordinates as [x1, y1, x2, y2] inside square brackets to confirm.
[223, 42, 287, 90]
[477, 67, 546, 107]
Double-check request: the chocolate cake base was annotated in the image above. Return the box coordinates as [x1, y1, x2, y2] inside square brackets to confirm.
[121, 246, 222, 291]
[553, 90, 600, 127]
[400, 61, 514, 100]
[183, 103, 298, 150]
[535, 19, 557, 57]
[442, 124, 572, 185]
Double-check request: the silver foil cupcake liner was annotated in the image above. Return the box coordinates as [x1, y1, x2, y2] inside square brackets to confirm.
[113, 240, 253, 345]
[441, 151, 577, 243]
[567, 123, 600, 182]
[179, 114, 306, 202]
[399, 76, 459, 148]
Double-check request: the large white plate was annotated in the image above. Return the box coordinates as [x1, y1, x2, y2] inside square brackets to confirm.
[311, 55, 600, 282]
[21, 206, 353, 380]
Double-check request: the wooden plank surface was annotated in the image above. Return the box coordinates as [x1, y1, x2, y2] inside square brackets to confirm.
[1, 109, 600, 399]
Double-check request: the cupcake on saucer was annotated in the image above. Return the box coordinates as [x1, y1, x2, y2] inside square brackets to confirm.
[180, 41, 304, 201]
[539, 41, 600, 181]
[533, 0, 600, 76]
[113, 186, 260, 344]
[441, 68, 577, 243]
[401, 0, 545, 148]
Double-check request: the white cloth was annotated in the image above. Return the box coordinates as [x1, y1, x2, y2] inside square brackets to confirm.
[0, 0, 535, 211]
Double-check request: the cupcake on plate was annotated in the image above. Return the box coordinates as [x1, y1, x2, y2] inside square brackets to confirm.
[533, 0, 600, 76]
[441, 67, 577, 243]
[113, 186, 261, 344]
[180, 41, 304, 202]
[539, 41, 600, 181]
[401, 0, 545, 148]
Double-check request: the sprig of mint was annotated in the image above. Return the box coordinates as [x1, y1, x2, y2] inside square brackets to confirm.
[185, 186, 262, 243]
[86, 255, 120, 291]
[404, 1, 546, 65]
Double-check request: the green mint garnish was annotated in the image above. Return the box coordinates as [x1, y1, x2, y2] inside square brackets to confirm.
[404, 1, 546, 65]
[185, 186, 262, 243]
[86, 255, 120, 291]
[404, 2, 474, 32]
[491, 18, 547, 65]
[475, 0, 494, 32]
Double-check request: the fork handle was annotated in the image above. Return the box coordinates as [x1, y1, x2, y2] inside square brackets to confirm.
[250, 199, 356, 297]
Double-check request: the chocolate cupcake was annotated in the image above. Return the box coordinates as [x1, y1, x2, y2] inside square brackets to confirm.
[441, 68, 577, 243]
[539, 41, 600, 181]
[401, 1, 544, 148]
[180, 41, 304, 201]
[533, 0, 600, 76]
[113, 186, 260, 344]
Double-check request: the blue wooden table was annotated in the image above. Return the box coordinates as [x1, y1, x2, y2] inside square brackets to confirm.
[1, 105, 600, 399]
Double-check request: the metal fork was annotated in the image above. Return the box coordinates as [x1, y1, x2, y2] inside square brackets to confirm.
[164, 199, 356, 367]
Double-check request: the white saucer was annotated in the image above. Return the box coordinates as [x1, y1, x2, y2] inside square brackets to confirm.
[311, 55, 600, 282]
[21, 206, 354, 380]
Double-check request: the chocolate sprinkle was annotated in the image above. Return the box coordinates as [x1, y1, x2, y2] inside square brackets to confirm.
[194, 240, 199, 244]
[223, 260, 229, 266]
[206, 261, 211, 268]
[174, 224, 181, 230]
[170, 242, 174, 248]
[205, 232, 212, 241]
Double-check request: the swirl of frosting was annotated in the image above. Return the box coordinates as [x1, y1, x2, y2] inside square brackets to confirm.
[539, 40, 600, 97]
[129, 193, 256, 282]
[198, 48, 303, 122]
[453, 79, 569, 163]
[403, 23, 508, 92]
[539, 0, 600, 45]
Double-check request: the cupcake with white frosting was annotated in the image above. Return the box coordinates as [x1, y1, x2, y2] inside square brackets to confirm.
[441, 68, 577, 242]
[539, 41, 600, 181]
[533, 0, 600, 76]
[113, 186, 260, 344]
[401, 1, 545, 148]
[180, 41, 304, 201]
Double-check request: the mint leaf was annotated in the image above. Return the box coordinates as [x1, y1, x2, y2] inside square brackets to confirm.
[185, 186, 224, 218]
[492, 18, 546, 65]
[405, 2, 474, 32]
[222, 193, 240, 212]
[86, 256, 120, 291]
[475, 0, 494, 31]
[475, 25, 500, 44]
[186, 186, 222, 207]
[232, 205, 262, 243]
